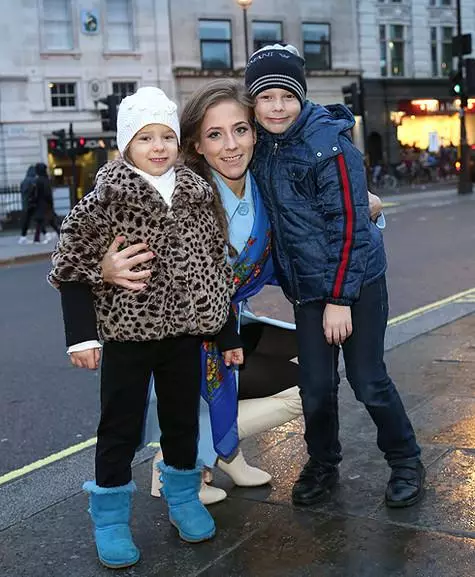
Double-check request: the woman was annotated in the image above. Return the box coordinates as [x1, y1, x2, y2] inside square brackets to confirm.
[101, 79, 383, 504]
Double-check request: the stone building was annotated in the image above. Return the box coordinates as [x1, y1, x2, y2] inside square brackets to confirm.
[0, 0, 360, 193]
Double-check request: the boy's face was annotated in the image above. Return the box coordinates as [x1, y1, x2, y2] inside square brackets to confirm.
[254, 88, 302, 134]
[127, 123, 178, 176]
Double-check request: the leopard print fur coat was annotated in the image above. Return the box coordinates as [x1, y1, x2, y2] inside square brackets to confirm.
[48, 159, 234, 342]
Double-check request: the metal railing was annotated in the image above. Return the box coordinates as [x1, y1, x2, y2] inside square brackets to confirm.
[0, 185, 22, 229]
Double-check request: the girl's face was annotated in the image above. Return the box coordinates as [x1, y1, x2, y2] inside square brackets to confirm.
[127, 123, 178, 176]
[195, 100, 256, 191]
[254, 88, 302, 134]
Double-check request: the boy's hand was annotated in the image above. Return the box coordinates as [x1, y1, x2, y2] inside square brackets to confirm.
[368, 191, 382, 221]
[323, 304, 352, 346]
[70, 348, 101, 370]
[222, 347, 244, 367]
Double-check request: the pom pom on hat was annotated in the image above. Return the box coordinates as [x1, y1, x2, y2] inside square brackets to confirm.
[116, 86, 180, 154]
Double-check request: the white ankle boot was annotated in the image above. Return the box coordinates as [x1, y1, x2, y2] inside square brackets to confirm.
[151, 451, 227, 505]
[215, 386, 302, 487]
[217, 448, 272, 486]
[238, 386, 302, 440]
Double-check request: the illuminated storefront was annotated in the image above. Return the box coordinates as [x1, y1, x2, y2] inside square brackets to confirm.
[46, 136, 119, 201]
[391, 98, 475, 151]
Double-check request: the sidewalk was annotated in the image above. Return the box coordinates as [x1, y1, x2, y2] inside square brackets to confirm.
[0, 231, 54, 266]
[1, 306, 475, 575]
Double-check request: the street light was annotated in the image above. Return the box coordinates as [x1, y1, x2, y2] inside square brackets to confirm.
[235, 0, 253, 63]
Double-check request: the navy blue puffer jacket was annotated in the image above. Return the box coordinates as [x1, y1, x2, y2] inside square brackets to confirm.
[252, 101, 386, 306]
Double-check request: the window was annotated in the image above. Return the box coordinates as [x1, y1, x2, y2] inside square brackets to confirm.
[431, 27, 453, 76]
[380, 24, 405, 77]
[252, 21, 283, 52]
[302, 23, 331, 70]
[42, 0, 73, 51]
[49, 82, 76, 108]
[112, 81, 137, 100]
[430, 0, 452, 5]
[199, 20, 232, 70]
[105, 0, 134, 51]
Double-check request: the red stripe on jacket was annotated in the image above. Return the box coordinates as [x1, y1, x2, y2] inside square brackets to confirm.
[332, 154, 354, 299]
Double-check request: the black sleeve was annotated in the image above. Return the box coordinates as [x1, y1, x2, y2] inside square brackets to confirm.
[59, 282, 98, 347]
[214, 305, 242, 353]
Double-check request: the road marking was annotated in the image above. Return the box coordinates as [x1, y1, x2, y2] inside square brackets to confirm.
[1, 285, 475, 488]
[0, 437, 97, 486]
[382, 201, 399, 208]
[387, 287, 475, 327]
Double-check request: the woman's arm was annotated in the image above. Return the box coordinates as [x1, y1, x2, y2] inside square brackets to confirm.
[101, 236, 155, 290]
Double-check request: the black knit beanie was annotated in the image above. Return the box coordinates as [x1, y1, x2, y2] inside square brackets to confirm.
[245, 44, 307, 105]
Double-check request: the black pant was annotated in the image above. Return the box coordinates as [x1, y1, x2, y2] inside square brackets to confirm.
[33, 215, 60, 242]
[294, 275, 420, 468]
[96, 336, 203, 487]
[20, 206, 45, 237]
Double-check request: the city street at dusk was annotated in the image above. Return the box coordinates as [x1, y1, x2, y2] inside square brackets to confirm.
[1, 0, 475, 575]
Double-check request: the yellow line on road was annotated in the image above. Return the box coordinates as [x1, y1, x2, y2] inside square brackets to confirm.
[0, 437, 97, 486]
[382, 201, 399, 208]
[1, 286, 475, 488]
[387, 287, 475, 327]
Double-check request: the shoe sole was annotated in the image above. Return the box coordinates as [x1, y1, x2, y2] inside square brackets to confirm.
[98, 553, 140, 569]
[170, 518, 216, 543]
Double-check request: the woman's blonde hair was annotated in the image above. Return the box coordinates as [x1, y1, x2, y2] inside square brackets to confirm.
[180, 79, 255, 256]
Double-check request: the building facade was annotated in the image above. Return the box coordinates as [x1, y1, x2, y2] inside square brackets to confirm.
[358, 0, 475, 164]
[0, 0, 361, 191]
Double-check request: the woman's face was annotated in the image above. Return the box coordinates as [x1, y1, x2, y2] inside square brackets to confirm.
[195, 99, 256, 190]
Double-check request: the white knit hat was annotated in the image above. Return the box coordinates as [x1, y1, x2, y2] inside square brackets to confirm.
[116, 86, 180, 154]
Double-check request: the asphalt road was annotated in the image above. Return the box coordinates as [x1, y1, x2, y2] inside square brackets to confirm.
[1, 190, 474, 476]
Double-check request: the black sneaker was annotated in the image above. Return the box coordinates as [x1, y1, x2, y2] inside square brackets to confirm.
[385, 461, 425, 508]
[292, 459, 339, 506]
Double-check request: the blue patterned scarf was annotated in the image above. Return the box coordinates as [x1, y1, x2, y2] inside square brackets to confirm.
[200, 173, 274, 458]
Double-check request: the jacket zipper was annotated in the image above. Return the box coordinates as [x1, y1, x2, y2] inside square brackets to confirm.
[269, 141, 300, 305]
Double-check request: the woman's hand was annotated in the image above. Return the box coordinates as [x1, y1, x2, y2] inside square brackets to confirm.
[222, 347, 244, 367]
[323, 304, 352, 346]
[368, 191, 383, 221]
[70, 348, 101, 370]
[102, 236, 155, 290]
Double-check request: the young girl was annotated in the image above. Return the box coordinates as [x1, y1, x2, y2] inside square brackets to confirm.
[48, 87, 242, 569]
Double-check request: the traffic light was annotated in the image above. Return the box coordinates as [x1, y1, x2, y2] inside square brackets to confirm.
[76, 136, 90, 156]
[98, 95, 119, 132]
[49, 129, 67, 156]
[450, 71, 463, 96]
[341, 83, 361, 115]
[465, 58, 475, 96]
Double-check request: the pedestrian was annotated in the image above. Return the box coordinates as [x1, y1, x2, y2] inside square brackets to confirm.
[100, 79, 385, 505]
[32, 163, 60, 243]
[48, 86, 243, 569]
[18, 165, 44, 244]
[244, 44, 424, 508]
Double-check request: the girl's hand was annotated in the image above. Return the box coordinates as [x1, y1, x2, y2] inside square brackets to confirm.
[368, 191, 382, 221]
[70, 348, 101, 370]
[101, 235, 155, 291]
[222, 347, 244, 367]
[323, 304, 352, 346]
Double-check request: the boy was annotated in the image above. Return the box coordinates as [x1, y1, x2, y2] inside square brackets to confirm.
[245, 45, 424, 508]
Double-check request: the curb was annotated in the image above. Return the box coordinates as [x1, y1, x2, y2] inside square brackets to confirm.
[0, 252, 52, 267]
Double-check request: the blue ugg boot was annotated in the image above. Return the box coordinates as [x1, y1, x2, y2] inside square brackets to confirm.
[83, 480, 140, 569]
[158, 461, 216, 543]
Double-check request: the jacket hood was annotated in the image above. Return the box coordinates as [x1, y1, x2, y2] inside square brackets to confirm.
[257, 101, 355, 145]
[25, 166, 36, 178]
[35, 163, 48, 177]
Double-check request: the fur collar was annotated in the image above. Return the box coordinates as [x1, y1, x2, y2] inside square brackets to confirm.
[94, 159, 214, 210]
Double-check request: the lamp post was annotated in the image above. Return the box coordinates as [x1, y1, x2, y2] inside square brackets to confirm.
[236, 0, 253, 63]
